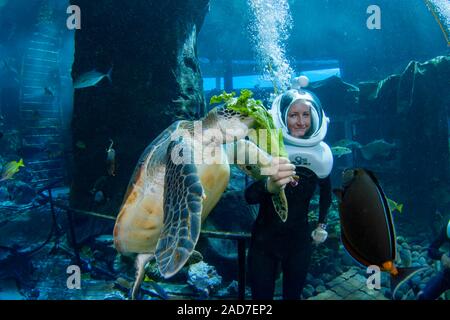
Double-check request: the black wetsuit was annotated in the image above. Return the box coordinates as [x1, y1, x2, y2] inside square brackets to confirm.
[418, 223, 450, 300]
[245, 166, 332, 300]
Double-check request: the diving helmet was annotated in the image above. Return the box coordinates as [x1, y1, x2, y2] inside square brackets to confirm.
[269, 77, 333, 178]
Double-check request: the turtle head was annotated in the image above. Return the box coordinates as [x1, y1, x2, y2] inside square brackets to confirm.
[207, 90, 287, 157]
[217, 106, 255, 143]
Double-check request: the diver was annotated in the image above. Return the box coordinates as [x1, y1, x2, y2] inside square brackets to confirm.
[417, 219, 450, 300]
[245, 78, 333, 300]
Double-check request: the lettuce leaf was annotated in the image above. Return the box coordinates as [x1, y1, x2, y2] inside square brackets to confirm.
[210, 89, 288, 158]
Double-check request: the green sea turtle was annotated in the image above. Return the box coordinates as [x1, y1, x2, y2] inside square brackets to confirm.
[113, 91, 288, 299]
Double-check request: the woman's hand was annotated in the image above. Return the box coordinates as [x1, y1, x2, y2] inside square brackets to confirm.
[311, 224, 328, 245]
[265, 157, 296, 194]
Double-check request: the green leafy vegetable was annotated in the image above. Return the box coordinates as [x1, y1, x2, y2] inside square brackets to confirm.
[210, 89, 288, 158]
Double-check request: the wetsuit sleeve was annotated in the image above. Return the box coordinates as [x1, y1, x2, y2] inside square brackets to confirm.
[318, 175, 332, 224]
[428, 225, 448, 260]
[244, 179, 270, 204]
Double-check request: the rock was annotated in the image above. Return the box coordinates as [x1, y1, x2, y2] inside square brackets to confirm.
[187, 261, 222, 297]
[302, 287, 314, 299]
[412, 245, 422, 251]
[8, 181, 35, 204]
[306, 273, 314, 283]
[303, 284, 315, 298]
[333, 265, 344, 274]
[0, 186, 9, 201]
[401, 242, 410, 250]
[396, 236, 406, 244]
[217, 280, 239, 297]
[411, 275, 421, 286]
[341, 253, 354, 266]
[418, 257, 427, 266]
[310, 278, 324, 288]
[399, 249, 412, 267]
[322, 273, 333, 282]
[315, 285, 327, 294]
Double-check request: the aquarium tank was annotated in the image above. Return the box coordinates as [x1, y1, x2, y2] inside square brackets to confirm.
[0, 0, 449, 306]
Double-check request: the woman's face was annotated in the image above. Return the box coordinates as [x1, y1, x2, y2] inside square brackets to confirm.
[287, 101, 311, 138]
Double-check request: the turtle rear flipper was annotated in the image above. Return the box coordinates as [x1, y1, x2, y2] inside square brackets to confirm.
[156, 138, 204, 278]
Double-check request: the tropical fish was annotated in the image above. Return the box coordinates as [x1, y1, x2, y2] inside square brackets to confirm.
[333, 168, 426, 298]
[387, 197, 403, 214]
[331, 146, 352, 158]
[74, 67, 112, 89]
[76, 141, 86, 149]
[0, 159, 24, 181]
[106, 139, 116, 176]
[333, 139, 362, 149]
[360, 139, 396, 160]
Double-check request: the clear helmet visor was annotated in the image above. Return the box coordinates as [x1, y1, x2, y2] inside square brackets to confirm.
[271, 89, 329, 147]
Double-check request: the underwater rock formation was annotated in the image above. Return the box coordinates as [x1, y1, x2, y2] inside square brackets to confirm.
[358, 56, 450, 222]
[69, 0, 210, 236]
[187, 261, 222, 297]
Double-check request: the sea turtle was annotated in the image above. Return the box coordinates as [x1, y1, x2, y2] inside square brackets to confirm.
[113, 95, 288, 299]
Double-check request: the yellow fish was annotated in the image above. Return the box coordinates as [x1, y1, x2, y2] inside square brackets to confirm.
[387, 197, 403, 214]
[0, 159, 24, 181]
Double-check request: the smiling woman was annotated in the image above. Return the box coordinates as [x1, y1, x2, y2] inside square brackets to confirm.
[286, 100, 312, 138]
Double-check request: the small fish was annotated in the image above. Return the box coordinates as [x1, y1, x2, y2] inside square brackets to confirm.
[387, 197, 403, 214]
[106, 139, 116, 176]
[360, 139, 396, 160]
[74, 67, 113, 89]
[76, 141, 86, 149]
[333, 139, 362, 149]
[331, 146, 352, 158]
[0, 159, 24, 182]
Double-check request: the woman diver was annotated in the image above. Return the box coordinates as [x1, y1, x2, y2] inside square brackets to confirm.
[245, 77, 334, 300]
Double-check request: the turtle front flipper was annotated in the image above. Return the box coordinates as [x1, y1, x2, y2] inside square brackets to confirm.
[156, 138, 204, 278]
[230, 139, 289, 222]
